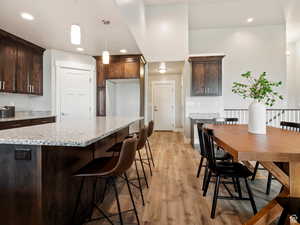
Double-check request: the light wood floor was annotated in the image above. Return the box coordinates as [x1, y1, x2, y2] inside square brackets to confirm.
[89, 132, 281, 225]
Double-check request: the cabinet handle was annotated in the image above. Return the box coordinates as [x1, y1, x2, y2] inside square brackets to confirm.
[32, 85, 34, 93]
[2, 81, 5, 90]
[0, 81, 2, 90]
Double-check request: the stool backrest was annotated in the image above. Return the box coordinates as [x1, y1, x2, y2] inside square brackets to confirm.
[203, 128, 216, 170]
[111, 135, 138, 176]
[197, 123, 207, 157]
[280, 121, 300, 132]
[148, 120, 154, 137]
[137, 127, 148, 150]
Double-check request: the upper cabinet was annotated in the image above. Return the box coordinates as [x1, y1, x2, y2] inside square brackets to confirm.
[0, 29, 45, 95]
[189, 56, 225, 96]
[94, 55, 145, 85]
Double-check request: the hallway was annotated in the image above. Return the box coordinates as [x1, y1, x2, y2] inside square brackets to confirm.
[92, 131, 280, 225]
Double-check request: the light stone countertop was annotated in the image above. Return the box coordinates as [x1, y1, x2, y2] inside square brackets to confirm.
[0, 111, 55, 122]
[189, 113, 220, 120]
[0, 116, 142, 147]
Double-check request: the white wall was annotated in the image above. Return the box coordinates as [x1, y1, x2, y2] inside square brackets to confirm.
[286, 42, 298, 108]
[106, 80, 117, 116]
[148, 74, 183, 129]
[189, 25, 287, 109]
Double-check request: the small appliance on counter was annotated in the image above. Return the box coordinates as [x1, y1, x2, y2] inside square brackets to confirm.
[0, 106, 15, 118]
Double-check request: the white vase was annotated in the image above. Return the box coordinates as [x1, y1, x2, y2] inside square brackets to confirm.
[248, 100, 266, 134]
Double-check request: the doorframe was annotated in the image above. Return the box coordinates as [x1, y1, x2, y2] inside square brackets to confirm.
[53, 61, 96, 121]
[151, 80, 176, 131]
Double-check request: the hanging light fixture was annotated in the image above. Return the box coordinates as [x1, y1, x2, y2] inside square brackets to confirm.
[70, 24, 81, 45]
[159, 62, 167, 74]
[102, 20, 110, 64]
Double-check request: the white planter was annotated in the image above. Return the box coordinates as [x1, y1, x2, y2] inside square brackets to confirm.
[248, 101, 266, 134]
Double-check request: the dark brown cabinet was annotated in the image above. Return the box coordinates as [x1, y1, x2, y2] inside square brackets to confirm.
[189, 55, 225, 96]
[0, 29, 45, 95]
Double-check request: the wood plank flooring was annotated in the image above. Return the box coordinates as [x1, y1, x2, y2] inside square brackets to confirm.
[88, 132, 281, 225]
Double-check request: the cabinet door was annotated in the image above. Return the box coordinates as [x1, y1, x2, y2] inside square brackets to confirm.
[31, 51, 43, 95]
[108, 62, 124, 79]
[0, 37, 17, 92]
[205, 62, 220, 96]
[191, 62, 205, 96]
[16, 45, 32, 93]
[124, 61, 139, 78]
[96, 59, 106, 87]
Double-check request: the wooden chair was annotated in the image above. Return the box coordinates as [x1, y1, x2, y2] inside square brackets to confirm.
[252, 121, 300, 195]
[202, 128, 257, 219]
[71, 136, 140, 225]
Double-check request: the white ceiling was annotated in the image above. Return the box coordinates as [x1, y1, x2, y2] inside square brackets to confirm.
[0, 0, 140, 55]
[189, 0, 285, 30]
[149, 61, 184, 75]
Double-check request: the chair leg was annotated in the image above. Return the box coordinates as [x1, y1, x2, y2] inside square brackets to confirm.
[196, 156, 204, 178]
[134, 158, 145, 206]
[236, 177, 243, 199]
[266, 172, 272, 195]
[251, 162, 259, 181]
[138, 149, 151, 182]
[203, 170, 212, 197]
[211, 176, 221, 219]
[277, 208, 289, 225]
[146, 138, 155, 167]
[244, 178, 257, 215]
[144, 143, 153, 176]
[124, 173, 141, 225]
[202, 164, 208, 191]
[71, 177, 85, 224]
[112, 177, 124, 225]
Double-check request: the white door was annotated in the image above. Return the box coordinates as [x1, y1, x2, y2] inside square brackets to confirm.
[152, 81, 175, 131]
[59, 68, 92, 120]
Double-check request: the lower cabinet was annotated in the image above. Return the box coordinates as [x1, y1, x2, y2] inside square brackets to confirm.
[0, 117, 56, 130]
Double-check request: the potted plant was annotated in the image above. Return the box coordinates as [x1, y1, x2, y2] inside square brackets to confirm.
[232, 72, 283, 134]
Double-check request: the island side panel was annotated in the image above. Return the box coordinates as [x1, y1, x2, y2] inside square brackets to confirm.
[41, 145, 95, 225]
[0, 144, 43, 225]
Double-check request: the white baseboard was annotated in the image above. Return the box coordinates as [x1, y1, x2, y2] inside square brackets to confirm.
[174, 127, 183, 132]
[183, 136, 191, 144]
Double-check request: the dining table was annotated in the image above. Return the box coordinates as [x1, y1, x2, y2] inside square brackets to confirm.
[207, 124, 300, 225]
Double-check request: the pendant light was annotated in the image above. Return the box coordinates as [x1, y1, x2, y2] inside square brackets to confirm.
[71, 24, 81, 45]
[159, 62, 167, 74]
[102, 20, 110, 64]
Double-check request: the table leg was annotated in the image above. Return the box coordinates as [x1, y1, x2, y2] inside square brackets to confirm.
[289, 161, 300, 197]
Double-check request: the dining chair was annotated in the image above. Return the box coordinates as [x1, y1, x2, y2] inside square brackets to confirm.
[202, 127, 257, 219]
[214, 117, 239, 125]
[276, 197, 300, 225]
[252, 121, 300, 195]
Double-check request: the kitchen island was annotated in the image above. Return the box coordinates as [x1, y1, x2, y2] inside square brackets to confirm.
[0, 116, 142, 225]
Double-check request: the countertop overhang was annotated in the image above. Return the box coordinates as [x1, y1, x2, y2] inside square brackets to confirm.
[0, 116, 142, 147]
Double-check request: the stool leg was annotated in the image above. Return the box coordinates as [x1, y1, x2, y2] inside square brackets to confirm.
[71, 177, 85, 224]
[112, 177, 124, 225]
[125, 173, 140, 225]
[266, 172, 272, 195]
[196, 156, 204, 178]
[146, 138, 155, 167]
[144, 143, 153, 176]
[134, 159, 145, 206]
[137, 150, 150, 186]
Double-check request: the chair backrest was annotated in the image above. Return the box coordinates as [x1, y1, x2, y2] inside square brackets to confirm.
[197, 123, 207, 157]
[214, 117, 238, 125]
[225, 118, 239, 125]
[280, 121, 300, 132]
[110, 135, 138, 176]
[148, 120, 154, 137]
[202, 128, 217, 170]
[137, 127, 148, 150]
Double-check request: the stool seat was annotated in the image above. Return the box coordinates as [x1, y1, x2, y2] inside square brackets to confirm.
[73, 156, 119, 177]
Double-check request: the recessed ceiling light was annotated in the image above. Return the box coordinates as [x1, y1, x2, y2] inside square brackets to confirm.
[120, 49, 127, 53]
[21, 12, 34, 21]
[247, 18, 254, 23]
[77, 47, 84, 52]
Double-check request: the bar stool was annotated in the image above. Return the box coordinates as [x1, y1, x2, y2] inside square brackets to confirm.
[71, 136, 140, 225]
[108, 127, 150, 205]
